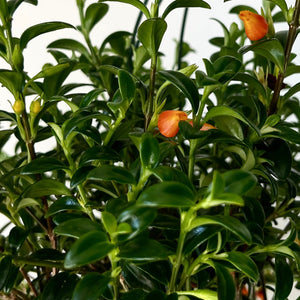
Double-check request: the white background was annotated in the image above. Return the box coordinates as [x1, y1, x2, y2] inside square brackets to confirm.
[0, 0, 299, 297]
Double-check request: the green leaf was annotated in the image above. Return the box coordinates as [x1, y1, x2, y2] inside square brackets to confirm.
[48, 39, 90, 59]
[177, 289, 217, 300]
[214, 115, 244, 140]
[159, 70, 199, 113]
[118, 237, 171, 261]
[0, 70, 23, 97]
[162, 0, 210, 19]
[84, 3, 108, 32]
[64, 231, 114, 268]
[118, 69, 136, 102]
[215, 252, 259, 282]
[72, 273, 110, 300]
[222, 170, 257, 195]
[214, 263, 235, 300]
[46, 196, 83, 217]
[102, 211, 117, 235]
[189, 215, 252, 244]
[138, 18, 167, 59]
[42, 272, 79, 300]
[201, 193, 244, 209]
[16, 198, 41, 212]
[54, 219, 103, 239]
[239, 39, 285, 73]
[0, 256, 12, 291]
[274, 256, 293, 300]
[99, 0, 150, 18]
[79, 88, 103, 107]
[22, 179, 71, 198]
[8, 226, 28, 254]
[87, 165, 136, 184]
[21, 157, 67, 174]
[267, 0, 288, 18]
[137, 181, 195, 208]
[204, 106, 260, 136]
[33, 62, 72, 80]
[283, 82, 300, 100]
[140, 133, 160, 169]
[20, 22, 74, 49]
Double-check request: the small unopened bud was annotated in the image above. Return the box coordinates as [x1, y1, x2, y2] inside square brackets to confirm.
[13, 99, 25, 115]
[30, 100, 41, 115]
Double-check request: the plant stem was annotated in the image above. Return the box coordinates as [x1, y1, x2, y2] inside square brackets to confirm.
[177, 8, 188, 70]
[268, 0, 300, 115]
[20, 268, 38, 297]
[188, 139, 197, 181]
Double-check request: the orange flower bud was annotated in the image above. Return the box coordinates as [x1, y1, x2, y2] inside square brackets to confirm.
[158, 110, 188, 137]
[239, 10, 268, 41]
[200, 123, 216, 131]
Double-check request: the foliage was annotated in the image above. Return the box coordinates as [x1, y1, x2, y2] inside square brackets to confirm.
[0, 0, 300, 299]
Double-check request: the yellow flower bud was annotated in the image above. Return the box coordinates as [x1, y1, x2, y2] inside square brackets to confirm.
[12, 99, 25, 115]
[30, 100, 42, 115]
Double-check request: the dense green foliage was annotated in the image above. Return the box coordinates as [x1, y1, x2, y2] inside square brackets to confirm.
[0, 0, 300, 299]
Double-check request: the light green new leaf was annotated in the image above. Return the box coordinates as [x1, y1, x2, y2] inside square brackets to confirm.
[177, 289, 217, 300]
[20, 22, 75, 49]
[138, 18, 167, 59]
[162, 0, 210, 19]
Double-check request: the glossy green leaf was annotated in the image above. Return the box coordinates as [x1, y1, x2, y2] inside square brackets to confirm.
[162, 0, 210, 19]
[204, 106, 260, 135]
[214, 263, 235, 300]
[268, 0, 288, 17]
[222, 170, 257, 195]
[7, 0, 37, 15]
[140, 133, 160, 169]
[22, 179, 71, 198]
[70, 166, 94, 189]
[274, 256, 293, 300]
[79, 88, 103, 107]
[42, 272, 79, 300]
[72, 273, 110, 300]
[190, 215, 252, 244]
[99, 31, 132, 55]
[46, 196, 83, 217]
[229, 5, 257, 14]
[102, 211, 117, 235]
[118, 237, 171, 261]
[33, 62, 72, 80]
[54, 218, 102, 238]
[283, 82, 300, 100]
[201, 193, 244, 209]
[87, 165, 136, 184]
[99, 0, 150, 18]
[138, 18, 167, 59]
[20, 22, 74, 49]
[118, 69, 136, 102]
[48, 39, 90, 58]
[215, 252, 259, 282]
[177, 289, 217, 300]
[159, 70, 199, 113]
[0, 70, 23, 97]
[84, 3, 108, 32]
[239, 39, 285, 73]
[16, 197, 41, 212]
[214, 115, 244, 140]
[79, 146, 119, 166]
[8, 226, 28, 254]
[0, 256, 12, 291]
[21, 157, 67, 174]
[64, 231, 114, 268]
[137, 181, 195, 208]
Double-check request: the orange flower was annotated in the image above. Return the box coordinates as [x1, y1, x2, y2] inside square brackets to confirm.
[158, 110, 188, 137]
[200, 123, 216, 131]
[239, 10, 268, 41]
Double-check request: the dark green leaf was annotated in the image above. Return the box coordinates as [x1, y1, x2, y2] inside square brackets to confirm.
[72, 273, 110, 300]
[0, 256, 12, 290]
[79, 88, 103, 107]
[118, 69, 136, 102]
[64, 231, 114, 268]
[21, 157, 67, 174]
[20, 22, 75, 49]
[118, 237, 171, 261]
[46, 196, 83, 217]
[79, 146, 119, 166]
[54, 218, 103, 238]
[84, 3, 108, 32]
[162, 0, 210, 19]
[283, 82, 300, 100]
[137, 181, 195, 208]
[214, 263, 235, 300]
[87, 165, 136, 184]
[8, 226, 27, 254]
[229, 5, 257, 14]
[22, 179, 72, 198]
[190, 215, 252, 244]
[159, 70, 199, 113]
[30, 249, 65, 261]
[138, 18, 167, 59]
[70, 166, 95, 189]
[239, 39, 285, 73]
[140, 133, 160, 169]
[274, 256, 293, 300]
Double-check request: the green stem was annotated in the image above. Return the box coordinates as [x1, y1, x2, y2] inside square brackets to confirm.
[127, 169, 151, 202]
[194, 86, 212, 126]
[268, 0, 300, 115]
[177, 8, 188, 70]
[103, 115, 123, 146]
[188, 139, 197, 181]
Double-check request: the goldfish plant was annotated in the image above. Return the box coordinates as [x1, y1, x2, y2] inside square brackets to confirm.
[0, 0, 300, 299]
